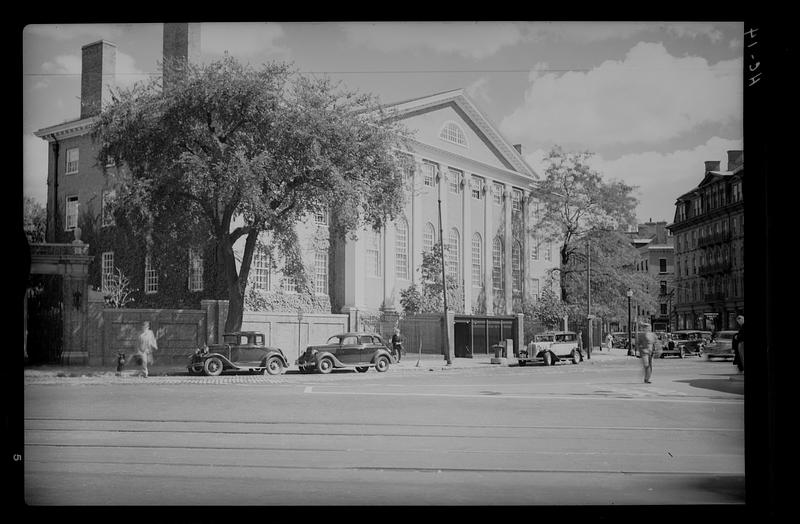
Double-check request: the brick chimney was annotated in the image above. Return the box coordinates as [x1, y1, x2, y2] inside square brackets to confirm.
[162, 23, 201, 91]
[704, 160, 720, 172]
[80, 40, 117, 119]
[727, 150, 743, 171]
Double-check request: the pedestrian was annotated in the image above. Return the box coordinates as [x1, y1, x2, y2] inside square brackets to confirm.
[638, 330, 656, 383]
[391, 327, 403, 362]
[667, 334, 675, 354]
[577, 331, 584, 358]
[606, 333, 614, 350]
[128, 321, 158, 377]
[732, 314, 744, 372]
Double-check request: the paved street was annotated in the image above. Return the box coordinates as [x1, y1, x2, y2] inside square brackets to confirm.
[22, 350, 745, 506]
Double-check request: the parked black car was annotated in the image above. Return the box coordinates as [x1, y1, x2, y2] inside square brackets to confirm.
[188, 331, 289, 376]
[296, 332, 394, 374]
[660, 330, 705, 358]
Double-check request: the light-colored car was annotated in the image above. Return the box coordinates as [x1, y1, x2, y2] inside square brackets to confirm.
[705, 331, 737, 360]
[518, 331, 582, 366]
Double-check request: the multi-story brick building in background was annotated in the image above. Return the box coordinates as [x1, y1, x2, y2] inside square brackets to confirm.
[626, 220, 675, 332]
[667, 151, 744, 332]
[32, 24, 559, 341]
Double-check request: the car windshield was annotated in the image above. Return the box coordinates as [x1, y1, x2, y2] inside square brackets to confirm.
[555, 334, 575, 342]
[326, 336, 342, 345]
[672, 333, 690, 340]
[535, 335, 554, 342]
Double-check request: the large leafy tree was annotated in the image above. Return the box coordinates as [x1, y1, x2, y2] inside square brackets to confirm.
[94, 56, 413, 331]
[561, 229, 660, 323]
[532, 146, 638, 305]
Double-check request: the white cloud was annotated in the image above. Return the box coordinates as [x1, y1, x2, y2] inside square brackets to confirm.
[24, 24, 123, 42]
[201, 23, 289, 59]
[41, 54, 81, 75]
[23, 134, 49, 205]
[341, 22, 527, 59]
[501, 42, 743, 149]
[39, 51, 148, 89]
[465, 77, 492, 106]
[524, 136, 744, 222]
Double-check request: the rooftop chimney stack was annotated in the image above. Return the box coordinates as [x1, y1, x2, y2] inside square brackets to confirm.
[727, 150, 743, 171]
[80, 40, 117, 119]
[704, 160, 720, 172]
[162, 23, 202, 91]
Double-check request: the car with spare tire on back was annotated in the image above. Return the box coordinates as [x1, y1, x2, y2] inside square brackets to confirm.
[296, 332, 395, 374]
[188, 331, 289, 376]
[517, 331, 582, 366]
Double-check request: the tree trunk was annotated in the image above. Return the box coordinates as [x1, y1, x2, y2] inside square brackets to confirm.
[216, 234, 245, 333]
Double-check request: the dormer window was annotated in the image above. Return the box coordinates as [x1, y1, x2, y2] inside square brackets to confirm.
[439, 121, 468, 147]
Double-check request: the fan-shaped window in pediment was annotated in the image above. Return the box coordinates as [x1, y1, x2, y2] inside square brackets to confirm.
[439, 121, 468, 147]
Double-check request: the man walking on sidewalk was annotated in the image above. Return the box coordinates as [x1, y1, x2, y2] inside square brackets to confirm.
[128, 321, 158, 377]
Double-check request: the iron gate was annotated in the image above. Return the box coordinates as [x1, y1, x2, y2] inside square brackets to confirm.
[26, 274, 63, 365]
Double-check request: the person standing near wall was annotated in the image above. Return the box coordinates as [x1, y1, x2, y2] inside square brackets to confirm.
[391, 327, 403, 362]
[733, 314, 745, 373]
[129, 321, 158, 377]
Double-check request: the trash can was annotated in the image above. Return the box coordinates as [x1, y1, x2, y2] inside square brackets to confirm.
[492, 342, 505, 358]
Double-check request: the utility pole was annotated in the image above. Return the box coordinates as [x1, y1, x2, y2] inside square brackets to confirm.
[437, 180, 452, 365]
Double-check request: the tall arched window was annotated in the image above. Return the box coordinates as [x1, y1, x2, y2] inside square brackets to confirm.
[395, 218, 409, 280]
[314, 250, 328, 295]
[423, 222, 436, 253]
[471, 233, 482, 287]
[365, 229, 382, 277]
[447, 228, 460, 281]
[512, 240, 522, 293]
[492, 237, 504, 291]
[252, 246, 271, 290]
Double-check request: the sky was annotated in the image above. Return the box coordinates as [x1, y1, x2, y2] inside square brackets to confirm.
[22, 21, 744, 224]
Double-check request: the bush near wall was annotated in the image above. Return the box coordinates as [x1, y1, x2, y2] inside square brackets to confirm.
[245, 288, 332, 313]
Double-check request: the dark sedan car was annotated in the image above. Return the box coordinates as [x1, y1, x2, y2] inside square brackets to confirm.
[296, 332, 394, 374]
[188, 331, 289, 376]
[660, 330, 705, 358]
[705, 330, 737, 360]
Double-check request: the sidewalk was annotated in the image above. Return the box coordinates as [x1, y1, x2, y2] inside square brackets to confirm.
[23, 346, 632, 380]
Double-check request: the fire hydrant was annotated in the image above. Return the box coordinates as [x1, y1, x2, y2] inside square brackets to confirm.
[116, 352, 126, 375]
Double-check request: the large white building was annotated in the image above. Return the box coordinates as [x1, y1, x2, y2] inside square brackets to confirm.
[328, 89, 558, 317]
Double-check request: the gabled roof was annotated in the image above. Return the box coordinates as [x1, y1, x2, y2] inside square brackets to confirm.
[380, 88, 537, 179]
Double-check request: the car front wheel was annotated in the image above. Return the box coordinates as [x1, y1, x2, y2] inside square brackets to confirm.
[203, 357, 224, 376]
[317, 358, 334, 374]
[264, 357, 284, 376]
[572, 351, 581, 364]
[374, 356, 390, 372]
[543, 352, 553, 366]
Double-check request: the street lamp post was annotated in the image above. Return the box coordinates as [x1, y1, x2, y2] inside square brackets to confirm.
[586, 239, 592, 359]
[297, 308, 303, 359]
[627, 289, 633, 356]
